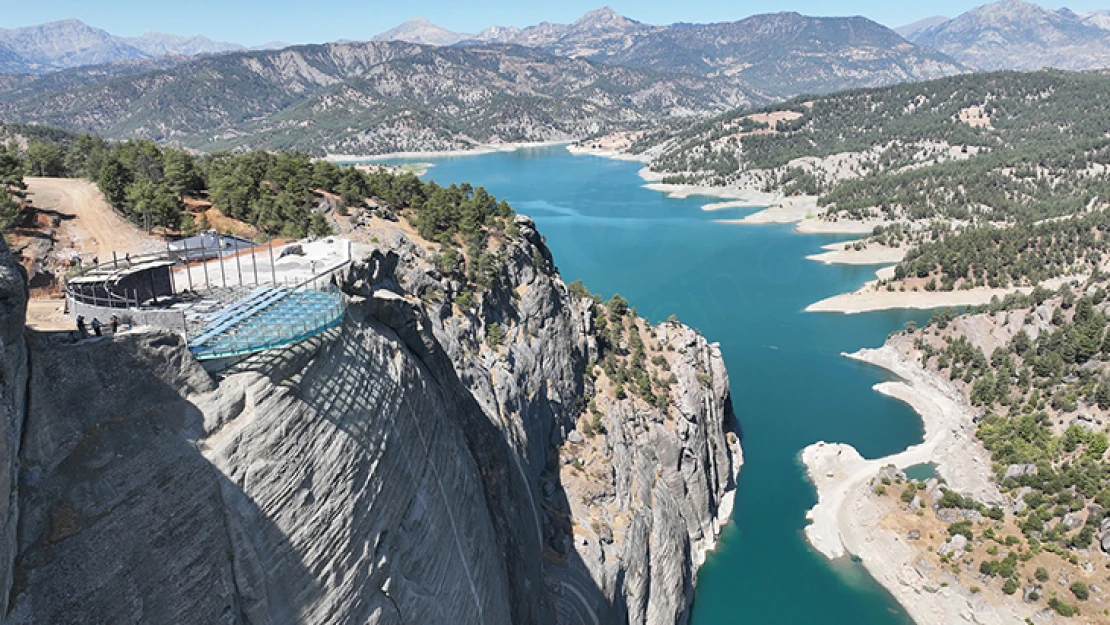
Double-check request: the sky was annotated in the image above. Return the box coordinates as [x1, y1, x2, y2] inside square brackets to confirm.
[2, 0, 1108, 47]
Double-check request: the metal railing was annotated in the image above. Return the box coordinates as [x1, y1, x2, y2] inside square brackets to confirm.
[65, 238, 355, 361]
[188, 285, 346, 361]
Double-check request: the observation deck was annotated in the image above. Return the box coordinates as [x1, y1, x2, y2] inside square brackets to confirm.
[187, 284, 345, 361]
[65, 237, 352, 363]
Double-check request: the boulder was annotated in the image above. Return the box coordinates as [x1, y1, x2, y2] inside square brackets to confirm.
[1004, 463, 1038, 480]
[936, 508, 960, 523]
[878, 465, 905, 483]
[914, 557, 936, 579]
[958, 509, 983, 523]
[1070, 415, 1099, 432]
[1023, 585, 1038, 604]
[278, 243, 305, 258]
[1062, 512, 1085, 531]
[937, 534, 968, 558]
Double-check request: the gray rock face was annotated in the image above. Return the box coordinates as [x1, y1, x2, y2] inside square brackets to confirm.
[0, 239, 28, 617]
[911, 0, 1110, 71]
[937, 534, 968, 558]
[1, 223, 740, 624]
[1004, 463, 1037, 480]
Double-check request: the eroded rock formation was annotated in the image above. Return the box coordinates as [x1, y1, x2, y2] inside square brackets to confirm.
[0, 221, 740, 624]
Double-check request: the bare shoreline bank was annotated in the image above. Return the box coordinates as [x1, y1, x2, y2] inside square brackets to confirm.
[326, 140, 573, 162]
[802, 346, 1026, 625]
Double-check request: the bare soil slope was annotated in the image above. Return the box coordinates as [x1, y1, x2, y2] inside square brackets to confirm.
[26, 177, 159, 259]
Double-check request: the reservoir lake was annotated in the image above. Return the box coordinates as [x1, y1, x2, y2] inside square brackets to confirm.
[379, 146, 929, 624]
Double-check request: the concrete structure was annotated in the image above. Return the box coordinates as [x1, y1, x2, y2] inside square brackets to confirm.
[168, 231, 255, 262]
[67, 258, 175, 308]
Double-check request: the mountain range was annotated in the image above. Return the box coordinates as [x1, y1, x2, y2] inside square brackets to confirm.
[0, 41, 762, 156]
[6, 2, 1110, 157]
[900, 0, 1110, 71]
[0, 19, 267, 74]
[371, 8, 967, 97]
[0, 9, 968, 156]
[373, 2, 1110, 74]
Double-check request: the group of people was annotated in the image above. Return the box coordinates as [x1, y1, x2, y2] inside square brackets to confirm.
[75, 314, 120, 340]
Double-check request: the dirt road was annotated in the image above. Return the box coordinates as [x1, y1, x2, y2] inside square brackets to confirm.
[26, 177, 160, 260]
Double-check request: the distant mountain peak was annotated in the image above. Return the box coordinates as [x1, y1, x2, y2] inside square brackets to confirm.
[372, 17, 471, 46]
[912, 0, 1110, 71]
[574, 7, 640, 28]
[0, 18, 245, 73]
[895, 15, 950, 40]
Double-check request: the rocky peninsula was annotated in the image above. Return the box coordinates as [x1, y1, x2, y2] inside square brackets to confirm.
[805, 291, 1110, 623]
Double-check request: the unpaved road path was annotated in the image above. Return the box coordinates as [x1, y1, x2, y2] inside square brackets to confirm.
[26, 177, 160, 259]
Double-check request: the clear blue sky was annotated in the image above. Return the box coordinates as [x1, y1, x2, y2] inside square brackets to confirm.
[3, 0, 1107, 47]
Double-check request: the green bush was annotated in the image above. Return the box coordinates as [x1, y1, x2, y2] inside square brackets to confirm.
[1049, 597, 1076, 617]
[948, 520, 974, 541]
[486, 322, 504, 346]
[1071, 581, 1090, 601]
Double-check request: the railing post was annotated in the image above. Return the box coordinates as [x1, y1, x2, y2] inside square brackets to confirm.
[268, 240, 277, 286]
[166, 239, 176, 295]
[217, 238, 227, 290]
[183, 238, 193, 292]
[201, 238, 210, 290]
[234, 242, 243, 287]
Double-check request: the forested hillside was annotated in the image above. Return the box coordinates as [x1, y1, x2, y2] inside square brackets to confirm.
[636, 69, 1110, 288]
[0, 123, 520, 282]
[0, 41, 759, 156]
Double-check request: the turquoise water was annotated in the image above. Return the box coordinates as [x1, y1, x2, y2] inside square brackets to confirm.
[904, 463, 939, 482]
[381, 146, 929, 623]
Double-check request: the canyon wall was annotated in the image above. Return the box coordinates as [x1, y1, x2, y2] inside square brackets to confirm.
[1, 221, 740, 624]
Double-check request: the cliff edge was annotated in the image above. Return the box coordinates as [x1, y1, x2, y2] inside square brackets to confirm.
[0, 218, 740, 624]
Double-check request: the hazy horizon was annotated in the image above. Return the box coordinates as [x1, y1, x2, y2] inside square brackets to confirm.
[2, 0, 1107, 48]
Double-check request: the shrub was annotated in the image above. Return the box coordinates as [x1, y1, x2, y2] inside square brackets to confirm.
[1035, 567, 1049, 582]
[1049, 597, 1076, 617]
[1002, 578, 1019, 595]
[486, 322, 504, 346]
[455, 290, 475, 309]
[948, 520, 974, 541]
[606, 294, 629, 317]
[1071, 581, 1090, 601]
[567, 280, 592, 300]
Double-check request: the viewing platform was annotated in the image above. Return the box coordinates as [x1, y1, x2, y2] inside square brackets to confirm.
[187, 284, 344, 361]
[65, 236, 353, 364]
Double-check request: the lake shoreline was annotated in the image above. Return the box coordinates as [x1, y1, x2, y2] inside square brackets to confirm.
[326, 140, 573, 162]
[801, 345, 1028, 625]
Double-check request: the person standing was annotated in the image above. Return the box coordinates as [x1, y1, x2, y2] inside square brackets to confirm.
[76, 315, 87, 339]
[91, 317, 102, 337]
[110, 314, 119, 334]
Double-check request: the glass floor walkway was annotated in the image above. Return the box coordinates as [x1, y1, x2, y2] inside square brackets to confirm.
[187, 285, 346, 361]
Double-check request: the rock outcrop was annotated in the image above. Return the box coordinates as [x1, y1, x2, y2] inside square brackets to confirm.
[0, 220, 740, 624]
[0, 239, 28, 618]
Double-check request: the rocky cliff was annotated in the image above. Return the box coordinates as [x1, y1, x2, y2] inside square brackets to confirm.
[0, 240, 27, 619]
[0, 220, 740, 624]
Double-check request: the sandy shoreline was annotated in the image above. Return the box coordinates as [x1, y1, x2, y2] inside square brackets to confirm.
[802, 346, 1024, 625]
[326, 140, 572, 162]
[806, 241, 907, 266]
[565, 144, 651, 163]
[806, 284, 1030, 314]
